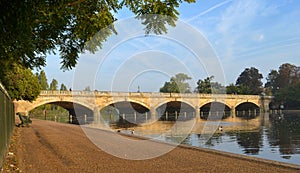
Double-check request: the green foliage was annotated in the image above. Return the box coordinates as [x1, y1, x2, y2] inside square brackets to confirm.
[226, 83, 238, 94]
[237, 84, 252, 95]
[276, 63, 300, 89]
[275, 82, 300, 109]
[1, 0, 195, 70]
[265, 70, 278, 95]
[160, 73, 191, 93]
[49, 79, 58, 90]
[37, 70, 49, 90]
[100, 106, 120, 122]
[125, 0, 195, 34]
[29, 104, 69, 123]
[265, 63, 300, 109]
[0, 64, 40, 101]
[195, 76, 225, 94]
[160, 81, 179, 93]
[272, 63, 300, 93]
[265, 63, 300, 96]
[60, 83, 68, 91]
[195, 76, 213, 93]
[236, 67, 263, 95]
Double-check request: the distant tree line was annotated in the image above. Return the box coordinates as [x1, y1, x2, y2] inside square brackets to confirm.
[159, 63, 300, 109]
[159, 67, 264, 95]
[36, 70, 69, 91]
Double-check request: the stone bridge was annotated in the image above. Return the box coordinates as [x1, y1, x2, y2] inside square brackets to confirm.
[14, 91, 273, 123]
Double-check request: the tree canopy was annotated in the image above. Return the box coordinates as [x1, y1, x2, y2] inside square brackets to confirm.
[226, 83, 238, 94]
[195, 76, 225, 94]
[265, 63, 300, 96]
[49, 79, 58, 90]
[277, 63, 300, 88]
[60, 83, 68, 91]
[0, 64, 41, 101]
[265, 63, 300, 109]
[37, 70, 49, 90]
[236, 67, 263, 95]
[275, 82, 300, 109]
[160, 73, 191, 93]
[0, 0, 195, 71]
[264, 70, 279, 95]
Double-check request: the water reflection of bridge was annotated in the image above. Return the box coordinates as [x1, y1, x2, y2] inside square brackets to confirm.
[14, 91, 272, 124]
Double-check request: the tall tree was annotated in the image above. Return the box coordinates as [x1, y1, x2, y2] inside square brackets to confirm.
[264, 70, 279, 95]
[195, 76, 225, 94]
[0, 0, 195, 70]
[264, 63, 300, 96]
[195, 76, 213, 94]
[160, 73, 192, 93]
[0, 64, 40, 101]
[60, 83, 68, 91]
[49, 79, 58, 90]
[266, 63, 300, 108]
[37, 70, 49, 90]
[276, 63, 300, 89]
[236, 67, 263, 95]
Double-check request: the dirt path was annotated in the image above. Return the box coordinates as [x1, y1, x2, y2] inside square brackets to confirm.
[4, 119, 300, 173]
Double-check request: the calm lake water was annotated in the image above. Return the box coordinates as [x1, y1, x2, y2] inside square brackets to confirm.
[116, 113, 300, 165]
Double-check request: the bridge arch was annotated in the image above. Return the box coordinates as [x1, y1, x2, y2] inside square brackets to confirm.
[235, 102, 260, 119]
[28, 100, 95, 124]
[153, 100, 194, 111]
[155, 100, 196, 121]
[99, 101, 150, 125]
[98, 99, 150, 111]
[25, 99, 94, 113]
[199, 101, 231, 120]
[235, 100, 260, 109]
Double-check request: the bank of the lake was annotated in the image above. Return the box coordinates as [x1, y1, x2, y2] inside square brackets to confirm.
[3, 119, 300, 173]
[96, 113, 300, 166]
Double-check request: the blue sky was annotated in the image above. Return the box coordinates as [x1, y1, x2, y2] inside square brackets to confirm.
[43, 0, 300, 92]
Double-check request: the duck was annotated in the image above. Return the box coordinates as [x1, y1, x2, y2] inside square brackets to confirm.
[218, 126, 223, 131]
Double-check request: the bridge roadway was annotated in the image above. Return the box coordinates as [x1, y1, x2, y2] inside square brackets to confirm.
[14, 91, 273, 124]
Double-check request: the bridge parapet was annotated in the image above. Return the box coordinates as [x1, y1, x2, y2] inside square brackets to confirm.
[40, 90, 267, 99]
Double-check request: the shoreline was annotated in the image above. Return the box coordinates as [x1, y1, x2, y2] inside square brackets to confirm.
[120, 131, 300, 170]
[3, 119, 300, 172]
[83, 123, 300, 170]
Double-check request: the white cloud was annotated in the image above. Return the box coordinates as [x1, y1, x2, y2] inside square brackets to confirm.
[217, 0, 260, 34]
[256, 34, 265, 42]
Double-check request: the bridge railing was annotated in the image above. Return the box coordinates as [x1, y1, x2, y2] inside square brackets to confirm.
[0, 82, 15, 169]
[39, 90, 265, 99]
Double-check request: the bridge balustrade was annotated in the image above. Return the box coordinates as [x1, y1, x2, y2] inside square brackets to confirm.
[39, 90, 266, 99]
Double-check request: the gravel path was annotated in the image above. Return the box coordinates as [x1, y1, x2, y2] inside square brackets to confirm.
[6, 119, 300, 173]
